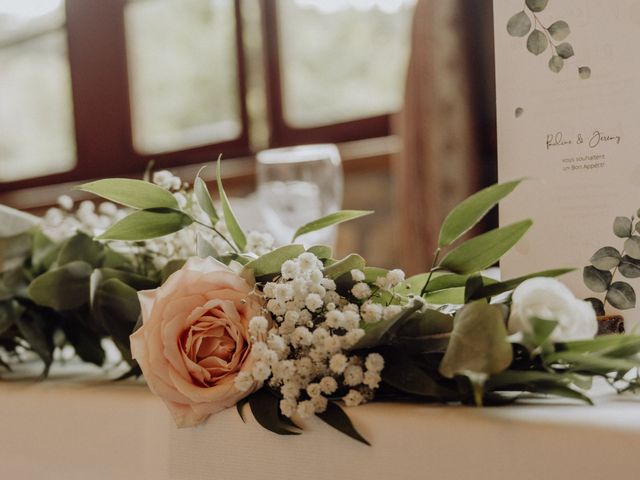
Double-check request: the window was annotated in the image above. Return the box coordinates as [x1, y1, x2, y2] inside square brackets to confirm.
[0, 0, 415, 193]
[0, 0, 75, 182]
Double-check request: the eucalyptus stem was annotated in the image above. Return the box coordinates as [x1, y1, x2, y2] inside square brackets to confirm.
[420, 248, 442, 297]
[193, 219, 239, 254]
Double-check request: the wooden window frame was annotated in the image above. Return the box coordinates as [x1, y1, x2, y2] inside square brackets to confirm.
[0, 0, 251, 194]
[260, 0, 391, 148]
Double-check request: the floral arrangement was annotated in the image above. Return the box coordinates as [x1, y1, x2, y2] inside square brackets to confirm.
[2, 160, 640, 445]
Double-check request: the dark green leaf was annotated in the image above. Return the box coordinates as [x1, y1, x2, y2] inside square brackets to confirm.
[77, 178, 179, 210]
[292, 210, 373, 242]
[15, 311, 54, 375]
[548, 20, 570, 41]
[351, 301, 422, 350]
[507, 11, 532, 37]
[248, 389, 300, 435]
[527, 30, 548, 55]
[236, 396, 250, 423]
[194, 170, 220, 224]
[439, 301, 512, 378]
[161, 259, 187, 283]
[470, 268, 573, 299]
[624, 236, 640, 260]
[439, 220, 532, 274]
[614, 217, 632, 238]
[63, 319, 105, 367]
[31, 230, 60, 272]
[582, 266, 611, 293]
[57, 231, 105, 267]
[97, 208, 193, 241]
[590, 247, 621, 270]
[619, 256, 640, 279]
[438, 180, 522, 247]
[606, 281, 636, 310]
[317, 401, 370, 446]
[28, 261, 93, 310]
[584, 297, 605, 316]
[216, 157, 246, 251]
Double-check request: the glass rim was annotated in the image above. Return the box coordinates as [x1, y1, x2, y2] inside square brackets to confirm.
[256, 144, 340, 165]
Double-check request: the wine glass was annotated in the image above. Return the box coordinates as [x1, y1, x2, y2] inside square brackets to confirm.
[256, 144, 343, 247]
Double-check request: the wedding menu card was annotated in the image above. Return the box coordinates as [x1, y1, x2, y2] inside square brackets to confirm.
[494, 1, 640, 327]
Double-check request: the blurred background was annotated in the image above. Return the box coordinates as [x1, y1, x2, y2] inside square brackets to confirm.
[0, 0, 496, 273]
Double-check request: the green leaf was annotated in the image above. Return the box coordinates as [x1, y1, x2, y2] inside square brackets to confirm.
[556, 42, 575, 59]
[317, 401, 370, 446]
[439, 220, 532, 274]
[548, 55, 564, 73]
[216, 157, 246, 251]
[613, 217, 632, 238]
[578, 66, 591, 80]
[351, 301, 423, 350]
[439, 301, 512, 378]
[57, 231, 105, 267]
[507, 11, 532, 37]
[15, 310, 54, 376]
[77, 178, 179, 210]
[194, 169, 219, 225]
[438, 180, 521, 247]
[606, 281, 636, 310]
[161, 259, 187, 283]
[248, 389, 300, 435]
[624, 236, 640, 260]
[424, 288, 466, 305]
[583, 266, 612, 293]
[323, 254, 366, 280]
[31, 230, 60, 272]
[97, 209, 193, 241]
[470, 269, 574, 300]
[563, 334, 640, 358]
[242, 245, 305, 280]
[307, 245, 333, 260]
[526, 0, 548, 12]
[548, 20, 570, 41]
[544, 351, 640, 374]
[292, 210, 373, 242]
[391, 310, 453, 354]
[382, 349, 457, 399]
[590, 247, 621, 271]
[197, 234, 220, 260]
[527, 30, 548, 55]
[62, 318, 105, 367]
[28, 261, 93, 310]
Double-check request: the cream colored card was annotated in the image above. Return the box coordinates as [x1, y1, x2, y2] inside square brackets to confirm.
[494, 0, 640, 327]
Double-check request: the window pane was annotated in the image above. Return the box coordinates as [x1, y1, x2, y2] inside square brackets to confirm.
[125, 0, 241, 155]
[278, 0, 416, 128]
[0, 1, 75, 182]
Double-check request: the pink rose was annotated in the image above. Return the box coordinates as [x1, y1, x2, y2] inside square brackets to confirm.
[130, 257, 264, 428]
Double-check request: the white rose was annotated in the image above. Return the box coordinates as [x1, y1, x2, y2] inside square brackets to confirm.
[508, 277, 597, 342]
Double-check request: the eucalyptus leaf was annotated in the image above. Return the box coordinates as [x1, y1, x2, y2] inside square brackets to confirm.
[77, 178, 178, 210]
[606, 281, 636, 310]
[578, 66, 591, 79]
[439, 301, 512, 378]
[556, 42, 575, 59]
[323, 254, 366, 280]
[525, 0, 548, 12]
[317, 401, 370, 446]
[28, 261, 93, 310]
[527, 30, 548, 56]
[242, 245, 305, 280]
[590, 247, 621, 271]
[216, 157, 246, 251]
[97, 209, 193, 241]
[548, 20, 570, 41]
[194, 172, 220, 225]
[548, 55, 564, 73]
[619, 255, 640, 279]
[613, 216, 632, 238]
[582, 266, 612, 293]
[506, 11, 531, 37]
[438, 180, 521, 247]
[57, 231, 105, 267]
[439, 220, 532, 274]
[624, 236, 640, 260]
[292, 210, 373, 242]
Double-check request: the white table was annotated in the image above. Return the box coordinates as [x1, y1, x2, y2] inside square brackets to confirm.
[2, 357, 640, 480]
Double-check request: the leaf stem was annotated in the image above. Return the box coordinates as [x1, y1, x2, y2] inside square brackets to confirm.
[192, 219, 239, 254]
[524, 3, 559, 54]
[420, 248, 442, 297]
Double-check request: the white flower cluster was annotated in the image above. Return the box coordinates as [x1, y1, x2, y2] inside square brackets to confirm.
[234, 252, 405, 418]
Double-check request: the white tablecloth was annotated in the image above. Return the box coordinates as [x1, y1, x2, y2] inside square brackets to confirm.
[2, 359, 640, 480]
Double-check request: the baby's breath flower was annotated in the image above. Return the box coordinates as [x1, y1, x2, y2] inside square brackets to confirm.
[344, 365, 364, 386]
[297, 400, 316, 418]
[267, 333, 287, 354]
[383, 305, 402, 321]
[361, 302, 383, 324]
[365, 353, 385, 374]
[341, 310, 361, 330]
[152, 170, 182, 191]
[323, 336, 342, 354]
[249, 316, 269, 337]
[320, 376, 338, 394]
[352, 282, 372, 300]
[275, 284, 293, 302]
[324, 291, 341, 305]
[306, 383, 322, 398]
[281, 260, 300, 280]
[329, 353, 348, 374]
[57, 195, 74, 211]
[305, 293, 323, 312]
[311, 395, 328, 413]
[321, 278, 336, 291]
[351, 269, 366, 282]
[386, 269, 406, 287]
[281, 381, 301, 399]
[291, 326, 313, 347]
[267, 299, 286, 316]
[298, 252, 320, 272]
[252, 361, 271, 381]
[343, 389, 364, 407]
[312, 327, 330, 346]
[363, 371, 382, 389]
[234, 371, 254, 392]
[263, 282, 277, 298]
[325, 310, 344, 329]
[280, 398, 297, 417]
[342, 329, 365, 347]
